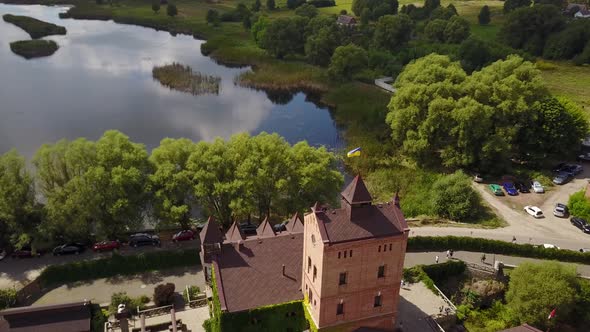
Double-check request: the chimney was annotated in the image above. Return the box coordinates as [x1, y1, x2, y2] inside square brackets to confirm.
[282, 264, 286, 276]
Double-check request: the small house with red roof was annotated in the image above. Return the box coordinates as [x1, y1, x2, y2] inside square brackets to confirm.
[200, 175, 409, 331]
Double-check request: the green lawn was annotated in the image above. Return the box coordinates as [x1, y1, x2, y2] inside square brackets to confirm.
[540, 61, 590, 111]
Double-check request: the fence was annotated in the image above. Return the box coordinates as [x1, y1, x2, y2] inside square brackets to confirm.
[137, 304, 173, 318]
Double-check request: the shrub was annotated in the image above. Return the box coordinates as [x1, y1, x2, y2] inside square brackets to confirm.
[408, 236, 590, 264]
[90, 304, 108, 332]
[0, 288, 17, 310]
[478, 5, 490, 25]
[167, 3, 178, 17]
[431, 171, 483, 222]
[183, 285, 201, 302]
[109, 292, 148, 315]
[152, 1, 160, 14]
[295, 4, 318, 18]
[568, 190, 590, 221]
[154, 283, 176, 306]
[328, 43, 368, 81]
[39, 249, 199, 286]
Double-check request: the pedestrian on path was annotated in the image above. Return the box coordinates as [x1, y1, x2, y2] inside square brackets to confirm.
[435, 255, 439, 264]
[446, 250, 450, 259]
[481, 253, 486, 264]
[450, 249, 454, 258]
[512, 236, 516, 244]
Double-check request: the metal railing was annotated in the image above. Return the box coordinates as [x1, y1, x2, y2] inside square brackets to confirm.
[137, 304, 173, 318]
[432, 283, 456, 312]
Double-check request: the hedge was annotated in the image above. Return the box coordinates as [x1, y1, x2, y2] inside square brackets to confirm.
[404, 260, 466, 293]
[0, 288, 17, 310]
[407, 236, 590, 264]
[39, 249, 199, 286]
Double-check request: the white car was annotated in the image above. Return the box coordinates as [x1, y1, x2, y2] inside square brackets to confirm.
[524, 206, 544, 218]
[543, 244, 560, 249]
[531, 181, 544, 193]
[553, 203, 568, 217]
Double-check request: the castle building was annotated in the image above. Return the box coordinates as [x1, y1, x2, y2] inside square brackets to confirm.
[200, 175, 409, 331]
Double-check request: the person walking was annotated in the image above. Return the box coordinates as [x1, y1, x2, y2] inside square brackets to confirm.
[512, 236, 516, 244]
[446, 250, 450, 259]
[435, 255, 439, 264]
[450, 249, 454, 258]
[481, 253, 486, 264]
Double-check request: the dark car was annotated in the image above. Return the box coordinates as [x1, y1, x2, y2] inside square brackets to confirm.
[239, 222, 258, 236]
[562, 164, 583, 177]
[571, 217, 590, 234]
[11, 246, 41, 259]
[502, 182, 518, 196]
[273, 221, 288, 233]
[172, 230, 195, 242]
[552, 163, 567, 173]
[553, 172, 572, 185]
[129, 233, 160, 247]
[53, 243, 85, 256]
[515, 181, 530, 193]
[92, 240, 120, 252]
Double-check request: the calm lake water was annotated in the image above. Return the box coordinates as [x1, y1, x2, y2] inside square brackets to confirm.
[0, 4, 344, 158]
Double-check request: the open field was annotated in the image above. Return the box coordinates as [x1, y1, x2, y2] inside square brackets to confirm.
[540, 61, 590, 111]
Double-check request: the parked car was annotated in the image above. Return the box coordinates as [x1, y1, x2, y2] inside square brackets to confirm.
[53, 243, 85, 256]
[552, 162, 567, 173]
[502, 182, 518, 196]
[473, 174, 483, 183]
[129, 234, 160, 247]
[273, 221, 289, 232]
[542, 243, 560, 249]
[524, 206, 544, 218]
[515, 181, 530, 193]
[571, 217, 590, 234]
[553, 172, 572, 185]
[531, 181, 544, 193]
[92, 240, 120, 252]
[580, 248, 590, 253]
[0, 249, 5, 261]
[239, 222, 258, 236]
[553, 203, 568, 218]
[577, 153, 590, 162]
[489, 184, 504, 196]
[11, 246, 41, 259]
[172, 230, 195, 242]
[562, 164, 583, 176]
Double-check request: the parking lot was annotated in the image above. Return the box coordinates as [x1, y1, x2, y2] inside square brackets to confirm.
[0, 239, 199, 290]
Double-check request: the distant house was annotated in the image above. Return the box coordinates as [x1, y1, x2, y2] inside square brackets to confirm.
[0, 301, 92, 332]
[337, 15, 357, 27]
[575, 8, 590, 18]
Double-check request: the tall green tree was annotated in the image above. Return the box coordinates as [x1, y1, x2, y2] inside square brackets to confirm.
[458, 36, 491, 72]
[328, 43, 369, 81]
[295, 4, 318, 18]
[425, 19, 448, 42]
[373, 14, 413, 52]
[149, 138, 197, 229]
[152, 1, 160, 14]
[167, 3, 178, 17]
[432, 171, 482, 221]
[206, 9, 220, 26]
[305, 26, 341, 66]
[506, 262, 578, 329]
[261, 16, 308, 58]
[0, 150, 36, 249]
[478, 5, 490, 25]
[443, 15, 470, 43]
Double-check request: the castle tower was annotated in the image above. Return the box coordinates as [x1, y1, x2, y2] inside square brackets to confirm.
[302, 175, 409, 331]
[199, 216, 223, 282]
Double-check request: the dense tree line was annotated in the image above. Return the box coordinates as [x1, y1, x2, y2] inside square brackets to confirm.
[0, 131, 343, 249]
[500, 4, 590, 64]
[386, 54, 588, 170]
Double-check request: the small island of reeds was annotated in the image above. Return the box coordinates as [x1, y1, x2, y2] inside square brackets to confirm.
[152, 63, 221, 96]
[10, 40, 59, 59]
[3, 14, 67, 39]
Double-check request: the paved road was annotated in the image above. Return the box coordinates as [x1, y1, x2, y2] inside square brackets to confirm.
[0, 240, 199, 290]
[405, 251, 590, 277]
[411, 170, 590, 252]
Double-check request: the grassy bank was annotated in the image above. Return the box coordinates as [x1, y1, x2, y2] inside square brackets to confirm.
[152, 62, 221, 95]
[9, 39, 59, 59]
[3, 14, 66, 38]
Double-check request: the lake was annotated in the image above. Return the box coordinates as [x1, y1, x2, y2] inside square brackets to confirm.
[0, 4, 344, 158]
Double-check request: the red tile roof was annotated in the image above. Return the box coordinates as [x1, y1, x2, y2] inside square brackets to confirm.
[315, 201, 407, 244]
[499, 324, 542, 332]
[256, 217, 276, 238]
[286, 212, 304, 233]
[0, 301, 91, 332]
[214, 233, 304, 312]
[225, 221, 245, 242]
[200, 216, 223, 244]
[341, 175, 373, 204]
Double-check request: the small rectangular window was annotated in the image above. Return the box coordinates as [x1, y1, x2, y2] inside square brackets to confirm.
[336, 303, 344, 315]
[344, 251, 347, 258]
[308, 257, 311, 273]
[339, 272, 347, 285]
[378, 245, 381, 252]
[349, 250, 352, 257]
[378, 265, 385, 278]
[313, 265, 317, 282]
[374, 295, 382, 307]
[389, 244, 392, 251]
[384, 244, 387, 252]
[338, 252, 341, 259]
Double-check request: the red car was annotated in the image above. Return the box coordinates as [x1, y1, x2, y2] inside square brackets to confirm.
[92, 240, 120, 252]
[11, 247, 41, 259]
[172, 230, 195, 242]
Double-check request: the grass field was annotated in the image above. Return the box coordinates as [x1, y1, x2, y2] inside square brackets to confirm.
[540, 61, 590, 111]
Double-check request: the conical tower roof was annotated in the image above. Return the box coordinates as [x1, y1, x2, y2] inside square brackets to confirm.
[286, 212, 304, 233]
[200, 216, 223, 244]
[341, 175, 372, 205]
[225, 221, 245, 242]
[256, 217, 276, 238]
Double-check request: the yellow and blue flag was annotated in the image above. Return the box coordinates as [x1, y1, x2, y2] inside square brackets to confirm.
[347, 147, 361, 158]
